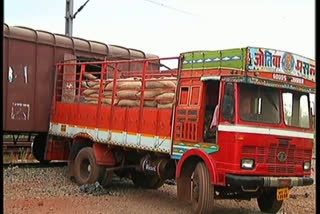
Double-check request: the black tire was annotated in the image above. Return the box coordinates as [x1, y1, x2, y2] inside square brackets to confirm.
[32, 134, 50, 164]
[257, 188, 283, 213]
[68, 142, 94, 180]
[191, 162, 215, 214]
[131, 171, 164, 189]
[74, 147, 104, 185]
[70, 142, 92, 160]
[101, 170, 113, 188]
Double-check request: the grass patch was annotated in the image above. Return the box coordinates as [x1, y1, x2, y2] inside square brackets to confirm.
[3, 148, 35, 163]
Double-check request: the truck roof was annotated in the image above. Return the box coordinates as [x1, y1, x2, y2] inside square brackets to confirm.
[181, 47, 315, 93]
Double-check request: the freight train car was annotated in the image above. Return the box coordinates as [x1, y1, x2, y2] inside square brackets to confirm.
[3, 23, 157, 161]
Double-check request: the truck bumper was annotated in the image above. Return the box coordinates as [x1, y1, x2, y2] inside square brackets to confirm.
[226, 174, 314, 188]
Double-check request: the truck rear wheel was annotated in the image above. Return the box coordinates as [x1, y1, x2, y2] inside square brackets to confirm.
[131, 171, 164, 189]
[257, 188, 283, 213]
[191, 162, 215, 214]
[74, 147, 104, 185]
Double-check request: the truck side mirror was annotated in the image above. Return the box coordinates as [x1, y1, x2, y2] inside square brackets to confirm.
[222, 83, 235, 122]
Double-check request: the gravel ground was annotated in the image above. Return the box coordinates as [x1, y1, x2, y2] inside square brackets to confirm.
[4, 159, 316, 214]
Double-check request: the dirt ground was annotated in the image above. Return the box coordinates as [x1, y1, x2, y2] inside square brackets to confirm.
[4, 159, 316, 214]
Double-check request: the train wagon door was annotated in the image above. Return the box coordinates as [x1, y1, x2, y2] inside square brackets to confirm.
[4, 37, 37, 132]
[3, 32, 57, 133]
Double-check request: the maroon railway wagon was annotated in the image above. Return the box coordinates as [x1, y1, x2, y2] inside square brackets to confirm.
[3, 23, 157, 160]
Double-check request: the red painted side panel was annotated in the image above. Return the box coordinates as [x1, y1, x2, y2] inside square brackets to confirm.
[67, 104, 78, 125]
[96, 106, 111, 130]
[157, 109, 172, 137]
[52, 102, 174, 138]
[140, 108, 158, 135]
[77, 104, 97, 127]
[111, 107, 126, 131]
[52, 103, 69, 124]
[126, 108, 140, 133]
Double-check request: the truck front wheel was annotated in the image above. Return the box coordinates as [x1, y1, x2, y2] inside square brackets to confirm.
[191, 162, 215, 214]
[74, 147, 104, 185]
[257, 188, 283, 213]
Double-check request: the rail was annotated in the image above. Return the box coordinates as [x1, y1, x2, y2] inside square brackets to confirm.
[3, 141, 32, 155]
[3, 161, 67, 169]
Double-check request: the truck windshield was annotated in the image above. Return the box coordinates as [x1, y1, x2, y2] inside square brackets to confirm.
[239, 84, 280, 124]
[282, 91, 310, 128]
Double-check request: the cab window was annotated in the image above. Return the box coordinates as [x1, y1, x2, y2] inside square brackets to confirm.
[282, 91, 310, 128]
[239, 84, 280, 124]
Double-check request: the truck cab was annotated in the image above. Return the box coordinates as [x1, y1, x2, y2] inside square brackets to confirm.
[174, 47, 315, 213]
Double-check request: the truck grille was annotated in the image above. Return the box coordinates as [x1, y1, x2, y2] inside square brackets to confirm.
[242, 143, 312, 175]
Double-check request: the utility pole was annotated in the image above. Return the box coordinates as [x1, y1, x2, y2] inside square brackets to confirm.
[65, 0, 74, 36]
[65, 0, 90, 37]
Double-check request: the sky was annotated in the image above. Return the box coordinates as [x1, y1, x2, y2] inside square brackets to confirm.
[4, 0, 315, 59]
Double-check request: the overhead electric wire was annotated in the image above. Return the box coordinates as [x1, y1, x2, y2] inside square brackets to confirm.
[142, 0, 198, 16]
[73, 0, 90, 18]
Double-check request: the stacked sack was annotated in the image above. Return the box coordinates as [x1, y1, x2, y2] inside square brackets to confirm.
[81, 72, 116, 105]
[105, 77, 140, 107]
[81, 72, 177, 108]
[142, 77, 176, 108]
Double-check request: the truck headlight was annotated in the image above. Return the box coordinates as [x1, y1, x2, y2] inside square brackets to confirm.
[241, 159, 255, 169]
[303, 161, 311, 171]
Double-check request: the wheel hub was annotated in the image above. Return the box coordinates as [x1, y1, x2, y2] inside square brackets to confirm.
[80, 159, 91, 179]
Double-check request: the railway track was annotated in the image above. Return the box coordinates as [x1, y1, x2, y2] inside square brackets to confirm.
[3, 141, 67, 168]
[3, 161, 67, 169]
[3, 141, 32, 155]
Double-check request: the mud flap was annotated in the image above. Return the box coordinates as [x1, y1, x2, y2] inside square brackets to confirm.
[45, 135, 70, 161]
[67, 159, 76, 179]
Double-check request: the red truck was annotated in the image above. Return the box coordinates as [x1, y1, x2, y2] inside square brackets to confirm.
[44, 47, 315, 214]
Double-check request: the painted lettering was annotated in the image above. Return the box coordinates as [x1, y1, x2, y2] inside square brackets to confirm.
[290, 77, 304, 84]
[265, 51, 272, 67]
[309, 65, 315, 76]
[272, 55, 281, 68]
[295, 60, 303, 73]
[255, 49, 265, 66]
[248, 47, 315, 82]
[145, 164, 156, 172]
[303, 62, 310, 76]
[273, 73, 287, 81]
